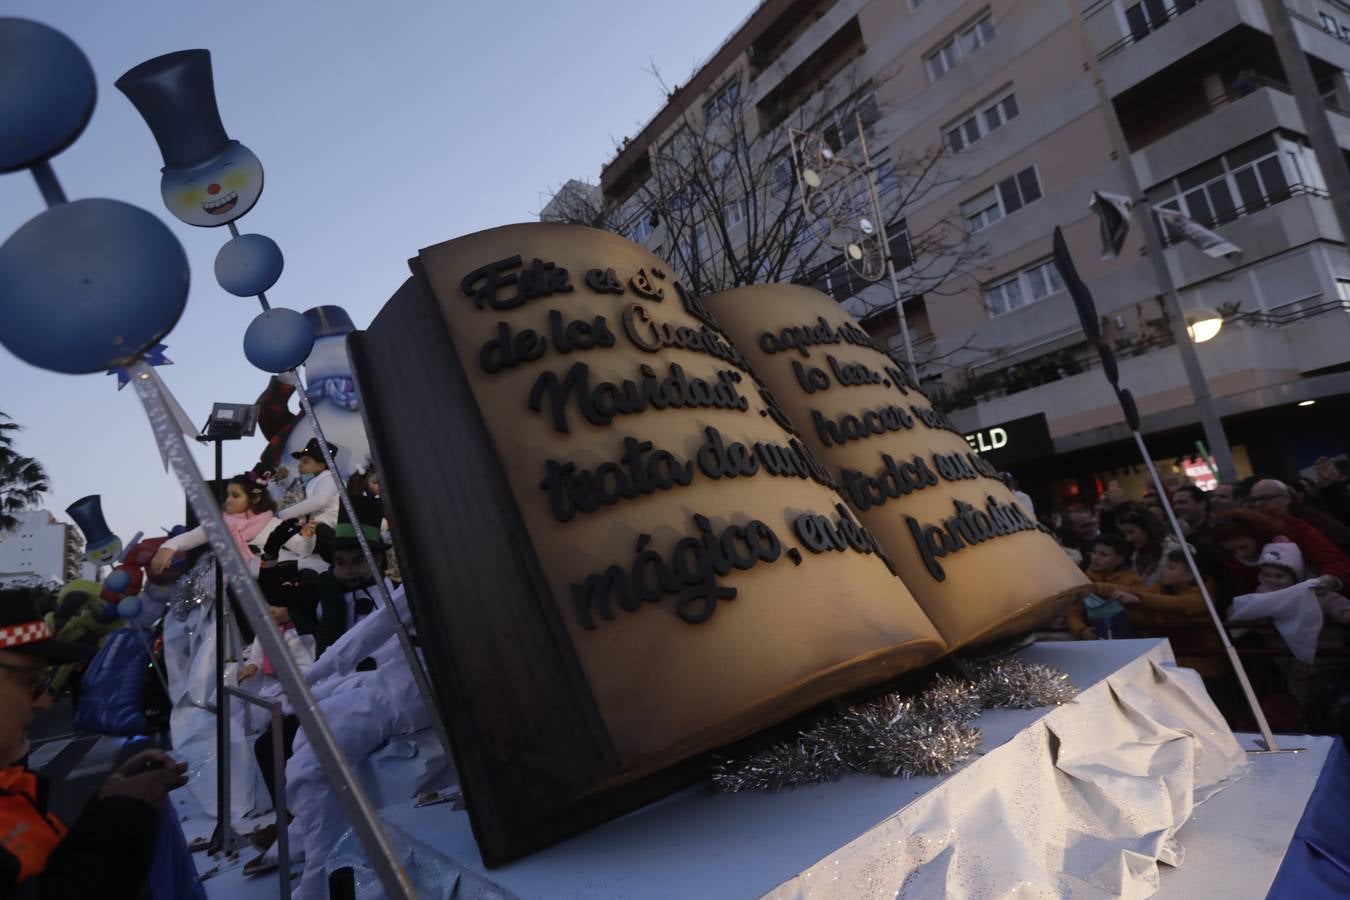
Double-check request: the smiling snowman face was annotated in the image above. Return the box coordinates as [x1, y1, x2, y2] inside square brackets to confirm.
[160, 140, 264, 227]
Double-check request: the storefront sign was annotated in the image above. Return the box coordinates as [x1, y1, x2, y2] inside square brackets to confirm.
[964, 414, 1052, 470]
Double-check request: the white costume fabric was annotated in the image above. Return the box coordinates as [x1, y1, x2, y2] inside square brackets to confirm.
[233, 625, 316, 734]
[284, 586, 432, 900]
[1229, 581, 1325, 663]
[276, 469, 341, 529]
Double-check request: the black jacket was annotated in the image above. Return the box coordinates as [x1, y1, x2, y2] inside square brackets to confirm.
[0, 768, 158, 899]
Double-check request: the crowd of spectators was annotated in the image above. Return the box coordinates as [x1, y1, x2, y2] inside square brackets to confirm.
[1041, 457, 1350, 735]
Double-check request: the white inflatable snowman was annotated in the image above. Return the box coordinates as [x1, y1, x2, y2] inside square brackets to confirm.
[258, 305, 372, 487]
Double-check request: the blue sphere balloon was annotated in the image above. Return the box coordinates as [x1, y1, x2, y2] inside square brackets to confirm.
[244, 308, 315, 373]
[104, 569, 132, 593]
[0, 199, 189, 374]
[117, 595, 143, 620]
[0, 19, 96, 173]
[215, 233, 284, 297]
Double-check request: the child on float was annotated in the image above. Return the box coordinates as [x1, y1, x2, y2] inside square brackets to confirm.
[149, 468, 308, 578]
[233, 602, 316, 734]
[275, 438, 342, 529]
[1066, 533, 1141, 640]
[310, 498, 396, 655]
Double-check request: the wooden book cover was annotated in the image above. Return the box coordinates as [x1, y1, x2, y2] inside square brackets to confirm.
[351, 224, 946, 865]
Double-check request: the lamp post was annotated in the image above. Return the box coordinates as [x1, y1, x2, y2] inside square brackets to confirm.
[1063, 0, 1238, 483]
[196, 401, 259, 856]
[790, 114, 918, 382]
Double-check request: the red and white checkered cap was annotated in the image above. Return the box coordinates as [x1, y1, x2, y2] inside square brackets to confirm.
[0, 620, 51, 649]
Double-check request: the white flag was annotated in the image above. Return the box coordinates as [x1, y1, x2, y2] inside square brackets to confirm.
[1153, 206, 1242, 259]
[1089, 191, 1134, 259]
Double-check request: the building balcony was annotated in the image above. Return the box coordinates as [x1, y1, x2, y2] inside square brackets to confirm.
[944, 300, 1350, 444]
[749, 0, 867, 109]
[1130, 78, 1350, 188]
[1096, 0, 1258, 96]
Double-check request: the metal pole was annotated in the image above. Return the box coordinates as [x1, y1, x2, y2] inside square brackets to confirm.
[1133, 430, 1286, 751]
[240, 270, 451, 771]
[855, 113, 918, 384]
[210, 438, 236, 855]
[226, 685, 293, 898]
[272, 700, 292, 900]
[128, 362, 416, 899]
[290, 376, 454, 773]
[1063, 0, 1239, 482]
[1258, 0, 1350, 241]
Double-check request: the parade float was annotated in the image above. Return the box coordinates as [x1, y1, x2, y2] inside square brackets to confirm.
[0, 16, 1344, 900]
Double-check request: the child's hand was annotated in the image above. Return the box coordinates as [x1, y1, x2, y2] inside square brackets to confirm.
[1113, 591, 1141, 605]
[237, 663, 258, 684]
[1078, 627, 1099, 640]
[148, 545, 176, 577]
[300, 522, 317, 539]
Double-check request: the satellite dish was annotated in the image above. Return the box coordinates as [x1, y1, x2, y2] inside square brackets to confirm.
[821, 147, 834, 161]
[803, 168, 821, 189]
[847, 243, 863, 261]
[859, 218, 874, 235]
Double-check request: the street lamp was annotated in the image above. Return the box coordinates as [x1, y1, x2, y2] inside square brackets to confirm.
[790, 115, 918, 381]
[1186, 308, 1223, 343]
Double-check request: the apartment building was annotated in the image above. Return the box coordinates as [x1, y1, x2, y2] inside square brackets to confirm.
[544, 0, 1350, 508]
[0, 510, 86, 587]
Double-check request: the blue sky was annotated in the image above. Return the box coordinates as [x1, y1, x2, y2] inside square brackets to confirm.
[0, 0, 755, 546]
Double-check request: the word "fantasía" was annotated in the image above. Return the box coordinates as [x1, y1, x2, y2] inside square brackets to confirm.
[904, 496, 1040, 581]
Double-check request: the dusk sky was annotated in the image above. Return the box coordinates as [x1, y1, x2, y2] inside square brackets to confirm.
[0, 1, 756, 546]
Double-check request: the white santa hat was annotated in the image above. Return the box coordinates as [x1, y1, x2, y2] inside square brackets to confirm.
[1258, 540, 1305, 580]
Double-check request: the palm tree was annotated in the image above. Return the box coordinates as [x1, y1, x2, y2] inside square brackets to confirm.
[0, 412, 49, 534]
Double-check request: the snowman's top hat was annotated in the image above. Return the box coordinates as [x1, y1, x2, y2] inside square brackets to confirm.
[304, 306, 355, 339]
[65, 495, 119, 556]
[116, 49, 232, 171]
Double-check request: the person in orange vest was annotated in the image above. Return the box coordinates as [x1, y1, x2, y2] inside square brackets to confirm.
[0, 589, 188, 898]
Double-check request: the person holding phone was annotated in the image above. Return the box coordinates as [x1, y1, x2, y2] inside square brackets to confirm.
[0, 589, 189, 898]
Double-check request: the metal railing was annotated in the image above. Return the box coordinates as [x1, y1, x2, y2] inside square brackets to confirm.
[1098, 0, 1205, 61]
[1155, 182, 1329, 248]
[939, 293, 1350, 412]
[222, 684, 292, 899]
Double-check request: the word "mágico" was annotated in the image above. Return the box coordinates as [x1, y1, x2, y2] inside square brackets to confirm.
[904, 496, 1039, 581]
[570, 514, 783, 628]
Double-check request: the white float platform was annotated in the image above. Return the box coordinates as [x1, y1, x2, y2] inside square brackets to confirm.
[1154, 733, 1334, 899]
[201, 638, 1333, 899]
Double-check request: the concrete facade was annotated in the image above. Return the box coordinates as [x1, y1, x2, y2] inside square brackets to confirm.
[547, 0, 1350, 492]
[0, 510, 79, 587]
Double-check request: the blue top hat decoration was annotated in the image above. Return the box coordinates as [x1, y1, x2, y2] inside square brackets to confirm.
[66, 495, 124, 565]
[117, 50, 264, 228]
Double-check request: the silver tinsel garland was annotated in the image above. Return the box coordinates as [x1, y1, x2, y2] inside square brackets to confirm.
[712, 657, 1076, 792]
